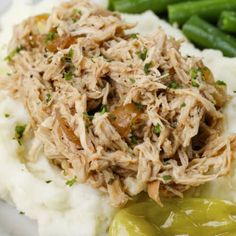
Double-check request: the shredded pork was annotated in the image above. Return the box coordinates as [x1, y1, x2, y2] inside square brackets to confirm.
[4, 0, 236, 206]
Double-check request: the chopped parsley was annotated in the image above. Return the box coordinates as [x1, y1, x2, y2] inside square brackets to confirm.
[72, 8, 82, 22]
[99, 105, 108, 115]
[144, 61, 153, 75]
[189, 68, 199, 79]
[154, 123, 161, 135]
[129, 78, 135, 84]
[73, 8, 82, 16]
[180, 102, 186, 108]
[45, 31, 57, 43]
[68, 48, 74, 60]
[64, 70, 73, 81]
[131, 134, 138, 145]
[108, 178, 115, 185]
[19, 211, 25, 215]
[66, 176, 77, 187]
[5, 46, 24, 61]
[191, 79, 199, 88]
[4, 113, 10, 118]
[63, 50, 75, 80]
[130, 33, 139, 39]
[46, 93, 51, 103]
[45, 180, 52, 184]
[137, 47, 148, 61]
[216, 80, 226, 86]
[134, 102, 144, 111]
[168, 81, 180, 89]
[15, 124, 26, 145]
[163, 175, 172, 181]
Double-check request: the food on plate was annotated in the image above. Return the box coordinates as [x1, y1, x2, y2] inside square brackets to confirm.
[110, 198, 236, 236]
[108, 0, 195, 14]
[183, 15, 236, 57]
[1, 0, 236, 235]
[167, 0, 236, 25]
[218, 11, 236, 34]
[3, 0, 236, 209]
[109, 0, 236, 57]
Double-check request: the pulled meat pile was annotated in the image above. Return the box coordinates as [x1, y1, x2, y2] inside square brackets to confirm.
[4, 0, 236, 206]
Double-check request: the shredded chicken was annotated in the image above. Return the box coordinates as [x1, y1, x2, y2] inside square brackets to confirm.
[4, 0, 236, 207]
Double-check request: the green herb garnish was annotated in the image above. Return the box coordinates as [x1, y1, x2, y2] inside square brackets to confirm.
[64, 71, 73, 81]
[134, 102, 143, 111]
[45, 31, 57, 43]
[15, 124, 26, 145]
[19, 211, 25, 215]
[5, 46, 24, 61]
[168, 81, 180, 89]
[137, 47, 148, 61]
[131, 134, 138, 145]
[99, 105, 108, 115]
[66, 176, 77, 187]
[216, 80, 226, 86]
[45, 180, 52, 184]
[4, 113, 10, 118]
[189, 68, 199, 79]
[180, 102, 186, 108]
[191, 79, 199, 88]
[68, 48, 74, 60]
[108, 178, 115, 185]
[163, 175, 172, 181]
[144, 61, 153, 75]
[46, 93, 51, 103]
[130, 33, 139, 39]
[154, 123, 161, 135]
[129, 78, 135, 84]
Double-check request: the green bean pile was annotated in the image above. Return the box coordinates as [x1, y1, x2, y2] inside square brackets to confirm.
[109, 0, 236, 57]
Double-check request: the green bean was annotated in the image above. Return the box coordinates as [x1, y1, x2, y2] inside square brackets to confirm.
[218, 11, 236, 34]
[108, 0, 197, 14]
[182, 15, 236, 57]
[168, 0, 236, 25]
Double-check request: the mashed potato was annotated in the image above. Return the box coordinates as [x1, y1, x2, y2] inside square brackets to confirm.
[0, 1, 236, 236]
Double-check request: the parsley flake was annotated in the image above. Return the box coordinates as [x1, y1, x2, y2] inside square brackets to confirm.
[130, 33, 139, 39]
[5, 46, 24, 61]
[15, 124, 26, 145]
[144, 61, 153, 75]
[134, 102, 143, 111]
[64, 71, 73, 81]
[45, 31, 57, 43]
[46, 93, 51, 103]
[163, 175, 172, 181]
[131, 134, 138, 145]
[46, 180, 52, 184]
[68, 48, 74, 60]
[129, 78, 135, 84]
[191, 79, 199, 88]
[154, 123, 161, 135]
[66, 176, 77, 187]
[100, 105, 108, 115]
[180, 102, 186, 108]
[19, 211, 25, 215]
[4, 113, 10, 118]
[216, 80, 226, 86]
[108, 178, 115, 185]
[137, 47, 148, 61]
[168, 81, 180, 89]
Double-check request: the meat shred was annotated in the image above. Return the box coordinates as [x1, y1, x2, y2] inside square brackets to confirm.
[4, 0, 236, 206]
